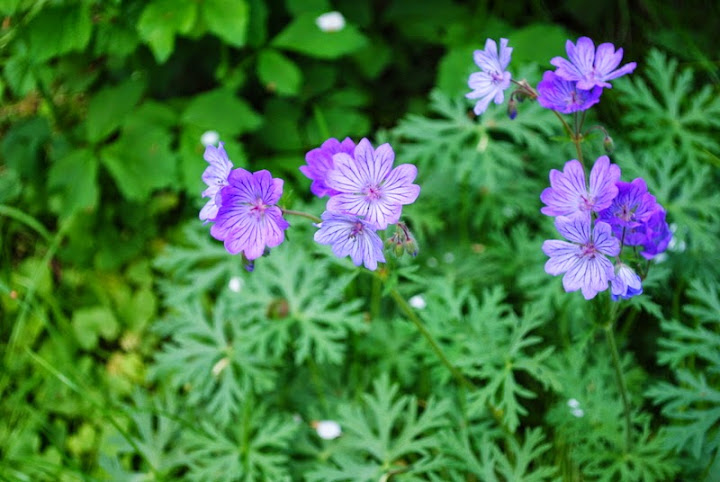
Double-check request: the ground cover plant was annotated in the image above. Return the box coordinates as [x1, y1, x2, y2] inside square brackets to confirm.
[1, 0, 719, 480]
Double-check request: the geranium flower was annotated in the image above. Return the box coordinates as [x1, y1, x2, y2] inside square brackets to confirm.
[550, 37, 636, 90]
[536, 71, 602, 113]
[542, 215, 621, 300]
[300, 137, 356, 198]
[200, 142, 233, 222]
[326, 138, 420, 230]
[314, 211, 385, 270]
[466, 38, 513, 115]
[210, 169, 289, 259]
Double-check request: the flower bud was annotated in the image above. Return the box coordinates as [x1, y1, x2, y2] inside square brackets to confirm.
[507, 97, 518, 120]
[603, 135, 614, 154]
[386, 222, 419, 258]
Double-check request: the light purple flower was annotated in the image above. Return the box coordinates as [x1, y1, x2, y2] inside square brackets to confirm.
[314, 211, 386, 270]
[466, 38, 513, 115]
[541, 156, 621, 218]
[300, 137, 356, 197]
[536, 71, 602, 113]
[598, 178, 658, 242]
[637, 207, 672, 259]
[210, 169, 290, 260]
[550, 37, 637, 90]
[542, 216, 620, 300]
[326, 138, 420, 230]
[200, 142, 233, 222]
[610, 263, 643, 301]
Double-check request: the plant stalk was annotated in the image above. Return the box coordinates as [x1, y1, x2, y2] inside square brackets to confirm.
[604, 321, 633, 452]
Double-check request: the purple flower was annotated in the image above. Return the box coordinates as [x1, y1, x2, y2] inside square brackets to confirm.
[543, 216, 621, 299]
[466, 38, 513, 116]
[326, 139, 420, 230]
[210, 169, 290, 260]
[637, 207, 672, 259]
[536, 71, 602, 113]
[550, 37, 637, 90]
[300, 137, 356, 197]
[598, 178, 658, 242]
[200, 142, 233, 222]
[610, 263, 643, 301]
[314, 211, 386, 270]
[540, 156, 621, 218]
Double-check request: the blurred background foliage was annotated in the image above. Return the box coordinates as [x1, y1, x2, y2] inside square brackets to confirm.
[1, 0, 719, 480]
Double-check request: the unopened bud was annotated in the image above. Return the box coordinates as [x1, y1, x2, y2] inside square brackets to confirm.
[386, 222, 419, 258]
[603, 135, 614, 154]
[507, 97, 518, 120]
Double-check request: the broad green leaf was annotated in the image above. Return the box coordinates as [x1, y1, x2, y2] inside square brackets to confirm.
[256, 49, 302, 96]
[137, 0, 198, 63]
[48, 148, 99, 218]
[86, 79, 146, 143]
[272, 12, 368, 59]
[201, 0, 249, 47]
[24, 4, 92, 62]
[3, 55, 36, 96]
[181, 88, 262, 135]
[510, 23, 570, 64]
[100, 118, 176, 202]
[1, 117, 50, 177]
[72, 306, 119, 350]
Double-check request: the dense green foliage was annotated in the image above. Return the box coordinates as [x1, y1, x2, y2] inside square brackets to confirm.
[1, 0, 719, 480]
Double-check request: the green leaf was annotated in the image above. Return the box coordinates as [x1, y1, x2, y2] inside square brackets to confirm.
[509, 23, 570, 64]
[201, 0, 249, 47]
[137, 0, 198, 63]
[1, 117, 50, 177]
[272, 12, 368, 59]
[3, 55, 36, 96]
[86, 79, 146, 143]
[100, 114, 176, 202]
[72, 306, 119, 350]
[24, 4, 92, 62]
[257, 49, 303, 96]
[48, 148, 99, 218]
[181, 88, 262, 135]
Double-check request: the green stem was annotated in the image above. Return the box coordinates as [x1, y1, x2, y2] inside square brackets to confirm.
[388, 288, 472, 389]
[604, 320, 633, 452]
[281, 208, 321, 223]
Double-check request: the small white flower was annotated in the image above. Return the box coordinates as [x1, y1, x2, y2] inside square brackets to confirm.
[314, 420, 342, 440]
[571, 408, 585, 418]
[567, 398, 580, 409]
[315, 11, 345, 32]
[409, 295, 427, 310]
[443, 252, 455, 264]
[201, 130, 220, 147]
[211, 357, 230, 377]
[228, 276, 243, 293]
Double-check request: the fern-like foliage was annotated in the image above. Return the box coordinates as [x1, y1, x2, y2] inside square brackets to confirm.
[181, 400, 297, 482]
[646, 279, 720, 467]
[418, 282, 561, 431]
[306, 375, 450, 481]
[615, 49, 720, 164]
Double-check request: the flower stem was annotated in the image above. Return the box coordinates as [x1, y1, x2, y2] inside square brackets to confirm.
[281, 208, 321, 223]
[388, 288, 472, 389]
[604, 320, 633, 452]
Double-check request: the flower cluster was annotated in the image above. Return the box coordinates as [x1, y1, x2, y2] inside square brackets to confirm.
[541, 156, 671, 300]
[467, 36, 636, 116]
[200, 137, 420, 272]
[302, 137, 420, 270]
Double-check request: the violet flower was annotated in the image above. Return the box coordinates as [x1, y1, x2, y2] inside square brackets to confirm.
[540, 156, 621, 218]
[210, 169, 290, 260]
[314, 211, 386, 270]
[536, 71, 602, 113]
[200, 142, 233, 222]
[300, 137, 356, 197]
[542, 215, 621, 300]
[326, 138, 420, 230]
[550, 37, 637, 90]
[466, 38, 513, 115]
[610, 263, 643, 301]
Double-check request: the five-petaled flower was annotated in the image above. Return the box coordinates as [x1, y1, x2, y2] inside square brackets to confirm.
[326, 138, 420, 230]
[536, 71, 603, 113]
[541, 156, 621, 218]
[550, 37, 636, 90]
[542, 215, 621, 300]
[466, 38, 513, 116]
[314, 211, 386, 270]
[210, 169, 290, 260]
[200, 142, 233, 223]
